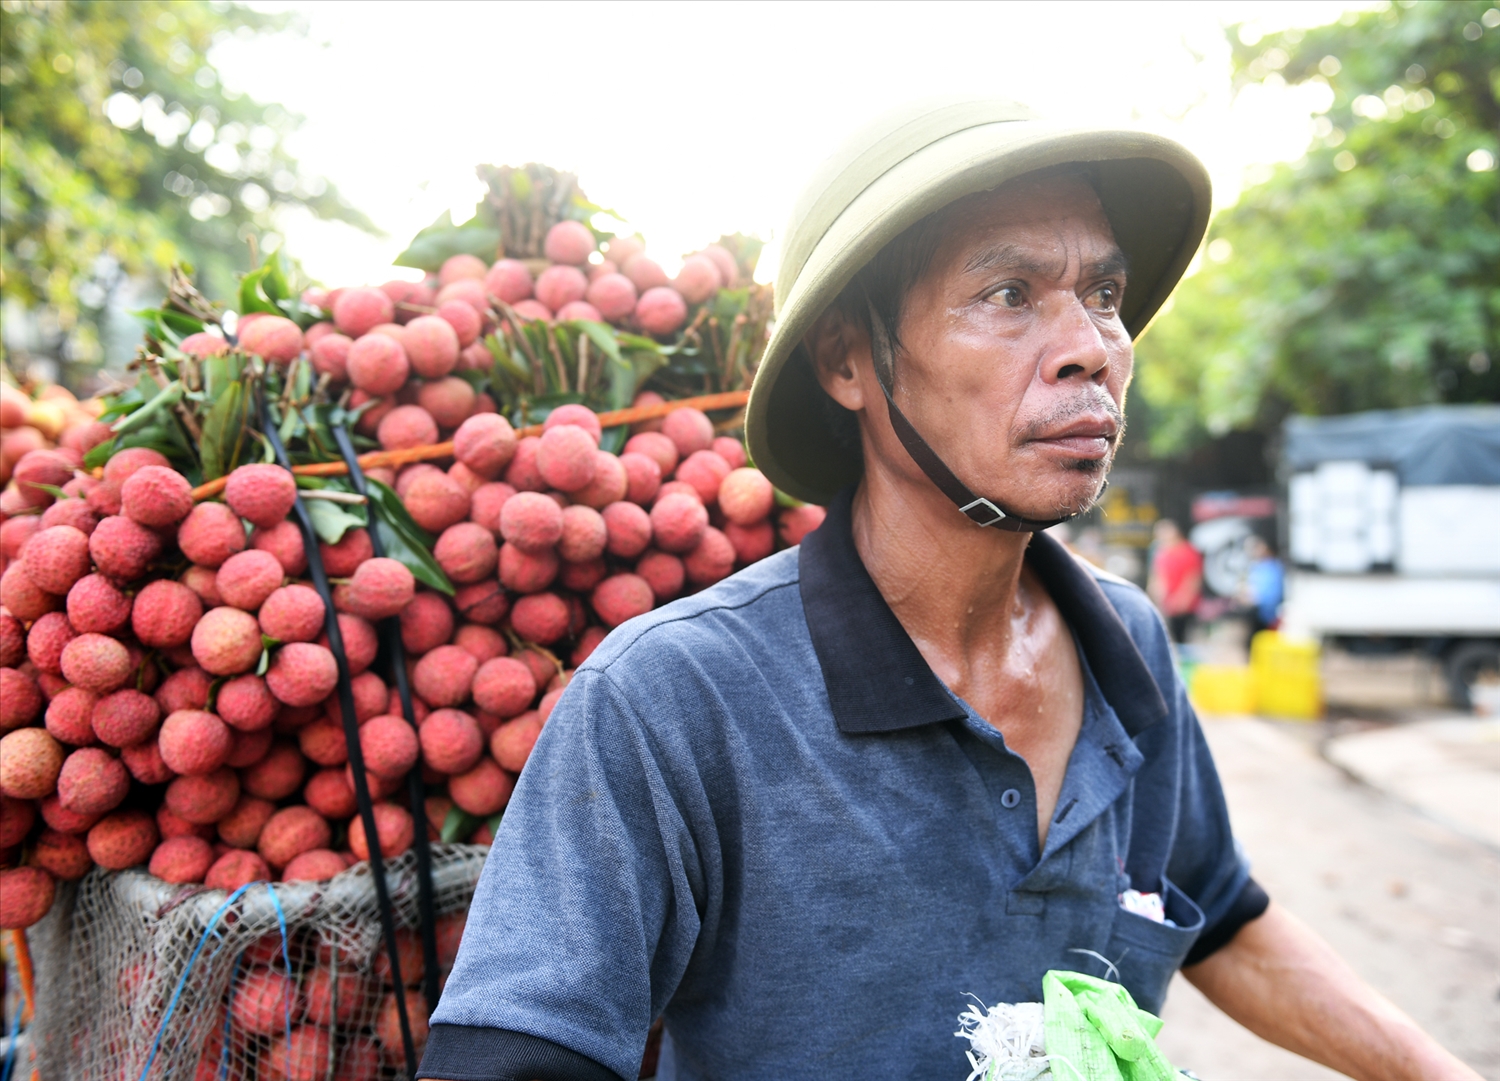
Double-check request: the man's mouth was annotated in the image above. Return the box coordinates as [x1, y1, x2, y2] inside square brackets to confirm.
[1026, 414, 1119, 459]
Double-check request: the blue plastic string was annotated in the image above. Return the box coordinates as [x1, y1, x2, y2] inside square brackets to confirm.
[267, 884, 293, 1079]
[1, 983, 21, 1081]
[135, 883, 253, 1081]
[217, 950, 243, 1081]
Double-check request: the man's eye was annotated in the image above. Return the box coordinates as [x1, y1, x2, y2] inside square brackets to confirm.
[991, 286, 1024, 308]
[1089, 285, 1119, 311]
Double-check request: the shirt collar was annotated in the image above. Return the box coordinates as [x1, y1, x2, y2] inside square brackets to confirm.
[798, 487, 1168, 737]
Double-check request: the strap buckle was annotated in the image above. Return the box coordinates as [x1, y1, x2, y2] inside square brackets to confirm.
[960, 497, 1009, 527]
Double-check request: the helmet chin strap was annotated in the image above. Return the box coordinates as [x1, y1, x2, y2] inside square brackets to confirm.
[866, 297, 1090, 533]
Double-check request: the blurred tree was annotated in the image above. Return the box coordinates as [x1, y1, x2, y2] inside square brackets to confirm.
[1133, 0, 1499, 457]
[0, 0, 376, 380]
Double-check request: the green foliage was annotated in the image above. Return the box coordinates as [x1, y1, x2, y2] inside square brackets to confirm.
[0, 0, 375, 370]
[1134, 0, 1499, 456]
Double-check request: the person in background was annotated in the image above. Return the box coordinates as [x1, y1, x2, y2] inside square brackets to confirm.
[1148, 518, 1202, 643]
[1240, 533, 1284, 637]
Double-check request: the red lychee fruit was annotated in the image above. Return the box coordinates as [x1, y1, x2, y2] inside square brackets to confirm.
[88, 515, 162, 582]
[87, 808, 159, 870]
[377, 405, 439, 451]
[623, 431, 679, 476]
[498, 542, 558, 594]
[281, 848, 346, 883]
[192, 606, 263, 676]
[635, 286, 688, 337]
[224, 463, 298, 528]
[253, 519, 308, 576]
[39, 496, 99, 536]
[0, 866, 55, 928]
[179, 331, 230, 358]
[216, 673, 279, 732]
[258, 584, 326, 643]
[347, 333, 410, 396]
[159, 709, 232, 775]
[155, 665, 212, 715]
[454, 580, 509, 625]
[558, 505, 607, 562]
[454, 624, 507, 664]
[571, 626, 608, 667]
[719, 467, 774, 525]
[572, 451, 628, 510]
[21, 525, 91, 595]
[557, 300, 601, 322]
[592, 574, 655, 628]
[635, 550, 686, 602]
[779, 504, 827, 545]
[216, 548, 285, 611]
[0, 727, 64, 799]
[673, 254, 722, 304]
[121, 738, 175, 784]
[349, 800, 415, 862]
[149, 834, 215, 884]
[543, 402, 603, 445]
[205, 847, 270, 890]
[91, 689, 161, 748]
[471, 657, 536, 719]
[412, 645, 478, 708]
[536, 424, 598, 493]
[623, 254, 670, 294]
[725, 518, 775, 564]
[676, 450, 731, 505]
[266, 642, 338, 708]
[217, 795, 275, 849]
[485, 259, 533, 304]
[59, 633, 132, 693]
[585, 272, 638, 322]
[359, 715, 419, 779]
[662, 407, 715, 458]
[225, 725, 274, 768]
[121, 465, 193, 528]
[434, 522, 498, 584]
[543, 220, 596, 265]
[333, 287, 395, 338]
[490, 712, 543, 772]
[45, 686, 98, 746]
[321, 613, 377, 675]
[318, 526, 372, 577]
[685, 526, 735, 586]
[436, 277, 488, 313]
[231, 967, 300, 1035]
[177, 502, 248, 568]
[398, 591, 454, 655]
[535, 265, 589, 314]
[418, 377, 477, 429]
[403, 470, 470, 533]
[503, 436, 546, 492]
[453, 414, 518, 480]
[439, 253, 487, 284]
[298, 716, 348, 767]
[447, 756, 514, 817]
[32, 828, 92, 880]
[133, 578, 204, 649]
[240, 740, 307, 801]
[303, 767, 357, 820]
[1, 563, 61, 623]
[338, 558, 415, 621]
[602, 500, 653, 559]
[310, 332, 353, 381]
[402, 315, 461, 379]
[258, 805, 331, 869]
[238, 315, 304, 365]
[437, 299, 482, 346]
[650, 493, 709, 554]
[499, 491, 564, 553]
[510, 592, 569, 645]
[25, 611, 75, 674]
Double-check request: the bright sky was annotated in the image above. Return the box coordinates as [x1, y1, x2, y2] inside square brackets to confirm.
[212, 0, 1365, 290]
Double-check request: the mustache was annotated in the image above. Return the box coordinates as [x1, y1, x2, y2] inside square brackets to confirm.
[1015, 386, 1126, 447]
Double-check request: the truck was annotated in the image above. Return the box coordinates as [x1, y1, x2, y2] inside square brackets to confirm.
[1278, 405, 1500, 711]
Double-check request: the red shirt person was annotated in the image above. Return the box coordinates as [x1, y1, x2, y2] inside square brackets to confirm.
[1148, 519, 1202, 643]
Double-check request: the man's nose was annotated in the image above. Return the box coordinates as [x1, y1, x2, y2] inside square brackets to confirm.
[1038, 295, 1110, 384]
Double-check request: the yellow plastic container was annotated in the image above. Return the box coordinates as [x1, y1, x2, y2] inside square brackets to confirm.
[1190, 664, 1257, 715]
[1250, 631, 1323, 720]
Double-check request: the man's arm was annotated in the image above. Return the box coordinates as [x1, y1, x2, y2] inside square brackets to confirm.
[1183, 902, 1479, 1081]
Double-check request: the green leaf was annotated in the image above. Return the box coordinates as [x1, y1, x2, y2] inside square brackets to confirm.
[393, 211, 502, 272]
[441, 806, 482, 844]
[22, 482, 70, 500]
[305, 497, 367, 545]
[111, 381, 183, 434]
[199, 381, 244, 481]
[84, 438, 118, 470]
[365, 479, 454, 595]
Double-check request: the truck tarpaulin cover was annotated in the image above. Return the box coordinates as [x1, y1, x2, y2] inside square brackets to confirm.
[1283, 405, 1500, 485]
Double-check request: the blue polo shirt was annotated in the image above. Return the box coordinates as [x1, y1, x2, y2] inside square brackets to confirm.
[420, 489, 1267, 1081]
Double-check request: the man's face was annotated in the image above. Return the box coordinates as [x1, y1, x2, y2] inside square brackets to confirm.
[828, 174, 1133, 523]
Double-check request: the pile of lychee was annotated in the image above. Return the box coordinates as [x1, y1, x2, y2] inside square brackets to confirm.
[0, 400, 825, 934]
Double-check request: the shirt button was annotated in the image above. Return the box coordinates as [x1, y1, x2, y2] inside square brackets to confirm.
[1001, 788, 1021, 809]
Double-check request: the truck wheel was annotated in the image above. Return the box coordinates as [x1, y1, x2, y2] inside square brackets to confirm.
[1444, 641, 1500, 711]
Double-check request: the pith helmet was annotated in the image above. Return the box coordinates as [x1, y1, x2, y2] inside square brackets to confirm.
[745, 98, 1211, 506]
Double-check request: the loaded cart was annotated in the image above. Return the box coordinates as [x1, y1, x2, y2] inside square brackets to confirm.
[0, 162, 818, 1078]
[1279, 405, 1500, 711]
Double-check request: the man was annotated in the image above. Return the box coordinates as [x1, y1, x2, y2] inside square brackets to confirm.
[422, 100, 1477, 1080]
[1147, 518, 1202, 643]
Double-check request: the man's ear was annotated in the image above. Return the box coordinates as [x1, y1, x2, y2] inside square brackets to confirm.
[805, 310, 867, 413]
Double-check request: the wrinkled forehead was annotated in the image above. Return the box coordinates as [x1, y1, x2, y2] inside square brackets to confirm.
[926, 170, 1124, 278]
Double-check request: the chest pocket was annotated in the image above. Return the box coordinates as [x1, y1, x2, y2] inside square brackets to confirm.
[1100, 877, 1203, 1015]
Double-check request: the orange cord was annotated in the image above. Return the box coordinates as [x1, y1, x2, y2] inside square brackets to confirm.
[10, 927, 35, 1025]
[188, 389, 750, 501]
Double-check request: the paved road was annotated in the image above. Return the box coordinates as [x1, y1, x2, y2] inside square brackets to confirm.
[1155, 718, 1500, 1079]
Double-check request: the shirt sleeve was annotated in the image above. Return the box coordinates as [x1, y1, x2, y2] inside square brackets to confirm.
[420, 668, 704, 1081]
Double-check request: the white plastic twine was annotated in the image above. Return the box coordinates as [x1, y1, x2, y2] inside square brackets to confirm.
[955, 998, 1052, 1081]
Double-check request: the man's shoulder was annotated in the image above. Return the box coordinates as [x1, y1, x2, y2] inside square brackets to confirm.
[580, 547, 805, 680]
[1079, 558, 1176, 668]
